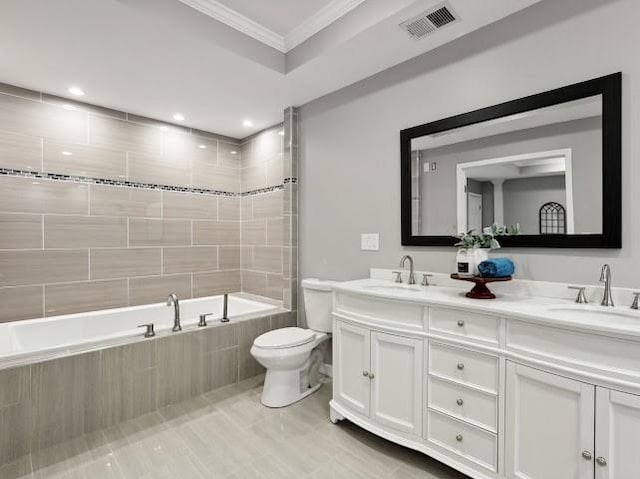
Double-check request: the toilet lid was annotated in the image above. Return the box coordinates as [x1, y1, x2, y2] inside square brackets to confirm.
[253, 327, 315, 349]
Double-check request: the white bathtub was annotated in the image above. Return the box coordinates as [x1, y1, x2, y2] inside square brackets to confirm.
[0, 294, 279, 365]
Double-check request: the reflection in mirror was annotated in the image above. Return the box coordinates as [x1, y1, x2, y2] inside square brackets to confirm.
[411, 96, 602, 237]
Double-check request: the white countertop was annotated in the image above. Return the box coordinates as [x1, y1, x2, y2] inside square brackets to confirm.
[333, 278, 640, 339]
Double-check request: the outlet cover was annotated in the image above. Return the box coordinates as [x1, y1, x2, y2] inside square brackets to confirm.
[361, 233, 380, 251]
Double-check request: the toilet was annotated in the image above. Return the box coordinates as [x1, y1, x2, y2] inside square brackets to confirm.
[251, 278, 333, 408]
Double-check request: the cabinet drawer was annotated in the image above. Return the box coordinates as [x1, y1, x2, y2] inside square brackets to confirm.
[429, 307, 500, 345]
[428, 376, 497, 432]
[426, 409, 497, 472]
[429, 342, 498, 393]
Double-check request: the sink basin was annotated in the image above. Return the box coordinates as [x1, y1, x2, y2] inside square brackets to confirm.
[547, 304, 640, 328]
[362, 284, 424, 294]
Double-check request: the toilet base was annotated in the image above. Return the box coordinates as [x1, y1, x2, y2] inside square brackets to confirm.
[260, 364, 323, 408]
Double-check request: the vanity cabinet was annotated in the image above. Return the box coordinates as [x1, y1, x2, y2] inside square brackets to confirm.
[331, 287, 640, 479]
[334, 320, 423, 436]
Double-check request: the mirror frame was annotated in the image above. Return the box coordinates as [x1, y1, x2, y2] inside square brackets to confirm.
[400, 73, 622, 248]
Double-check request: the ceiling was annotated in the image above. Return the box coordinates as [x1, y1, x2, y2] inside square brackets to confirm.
[0, 0, 543, 139]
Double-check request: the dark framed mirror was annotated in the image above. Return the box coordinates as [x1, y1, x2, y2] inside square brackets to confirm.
[400, 73, 621, 248]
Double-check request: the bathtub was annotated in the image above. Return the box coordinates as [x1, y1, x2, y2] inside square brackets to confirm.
[0, 294, 279, 365]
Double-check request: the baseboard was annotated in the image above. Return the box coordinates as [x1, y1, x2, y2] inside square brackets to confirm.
[320, 363, 333, 378]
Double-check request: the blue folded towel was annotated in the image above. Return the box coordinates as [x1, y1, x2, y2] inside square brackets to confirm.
[478, 258, 515, 278]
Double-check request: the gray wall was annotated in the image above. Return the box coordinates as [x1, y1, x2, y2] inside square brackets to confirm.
[503, 176, 566, 234]
[417, 117, 601, 235]
[297, 0, 638, 321]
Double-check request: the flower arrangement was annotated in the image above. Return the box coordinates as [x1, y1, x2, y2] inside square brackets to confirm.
[454, 223, 521, 251]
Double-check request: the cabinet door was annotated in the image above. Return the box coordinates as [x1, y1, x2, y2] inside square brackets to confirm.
[334, 321, 371, 416]
[370, 331, 422, 435]
[595, 388, 640, 479]
[505, 362, 595, 479]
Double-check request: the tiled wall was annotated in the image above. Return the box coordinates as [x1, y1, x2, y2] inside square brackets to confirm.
[0, 82, 248, 322]
[0, 311, 297, 466]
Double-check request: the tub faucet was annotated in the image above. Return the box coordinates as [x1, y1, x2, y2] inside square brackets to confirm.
[221, 293, 229, 323]
[166, 294, 181, 331]
[600, 264, 614, 307]
[400, 255, 416, 285]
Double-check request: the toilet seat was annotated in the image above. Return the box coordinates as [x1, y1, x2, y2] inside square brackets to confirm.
[253, 327, 315, 350]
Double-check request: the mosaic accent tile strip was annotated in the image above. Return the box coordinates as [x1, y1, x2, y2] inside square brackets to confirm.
[0, 168, 284, 198]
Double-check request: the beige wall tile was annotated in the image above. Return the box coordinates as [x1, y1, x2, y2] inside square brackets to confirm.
[252, 190, 283, 219]
[193, 271, 240, 297]
[266, 157, 284, 187]
[271, 311, 297, 330]
[193, 221, 239, 245]
[240, 246, 253, 269]
[0, 213, 42, 249]
[218, 142, 241, 169]
[129, 274, 192, 306]
[90, 185, 161, 217]
[0, 250, 88, 287]
[128, 153, 191, 187]
[127, 114, 190, 135]
[205, 347, 238, 391]
[252, 247, 282, 274]
[240, 141, 252, 168]
[241, 219, 267, 245]
[164, 133, 217, 165]
[238, 316, 270, 380]
[219, 247, 240, 270]
[0, 176, 88, 215]
[42, 94, 126, 120]
[201, 323, 238, 353]
[45, 280, 128, 316]
[90, 248, 161, 280]
[240, 164, 266, 192]
[266, 217, 283, 246]
[0, 130, 41, 171]
[284, 215, 298, 247]
[240, 196, 252, 221]
[129, 218, 191, 247]
[156, 332, 203, 406]
[163, 246, 217, 274]
[0, 93, 87, 143]
[0, 83, 40, 101]
[241, 271, 268, 297]
[253, 128, 283, 163]
[0, 364, 31, 463]
[283, 183, 298, 214]
[44, 215, 127, 248]
[162, 192, 217, 220]
[218, 197, 240, 220]
[0, 285, 43, 322]
[43, 141, 127, 180]
[266, 274, 284, 302]
[192, 162, 240, 192]
[89, 116, 162, 155]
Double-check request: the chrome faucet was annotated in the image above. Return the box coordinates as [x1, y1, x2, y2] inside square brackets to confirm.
[599, 264, 614, 307]
[166, 293, 182, 331]
[400, 255, 416, 285]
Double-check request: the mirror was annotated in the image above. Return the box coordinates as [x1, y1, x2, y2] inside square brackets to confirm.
[401, 74, 621, 248]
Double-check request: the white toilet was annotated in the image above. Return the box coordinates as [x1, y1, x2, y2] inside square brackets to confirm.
[251, 278, 333, 408]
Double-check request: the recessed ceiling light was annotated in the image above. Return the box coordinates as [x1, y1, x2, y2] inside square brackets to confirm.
[242, 120, 253, 128]
[231, 150, 238, 155]
[61, 151, 73, 156]
[173, 113, 185, 122]
[278, 130, 285, 136]
[67, 86, 85, 96]
[198, 144, 207, 149]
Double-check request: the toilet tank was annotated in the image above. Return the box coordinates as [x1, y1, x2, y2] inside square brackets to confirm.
[302, 278, 334, 333]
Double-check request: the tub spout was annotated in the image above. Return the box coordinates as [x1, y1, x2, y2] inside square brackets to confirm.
[166, 293, 181, 331]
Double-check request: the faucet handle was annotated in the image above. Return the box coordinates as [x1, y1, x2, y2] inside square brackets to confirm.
[199, 313, 214, 327]
[421, 274, 434, 286]
[568, 286, 588, 304]
[138, 323, 156, 338]
[631, 292, 640, 310]
[393, 271, 403, 283]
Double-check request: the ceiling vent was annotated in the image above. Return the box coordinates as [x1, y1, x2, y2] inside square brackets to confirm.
[400, 4, 459, 40]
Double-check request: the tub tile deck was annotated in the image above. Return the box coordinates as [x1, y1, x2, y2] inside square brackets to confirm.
[4, 376, 468, 479]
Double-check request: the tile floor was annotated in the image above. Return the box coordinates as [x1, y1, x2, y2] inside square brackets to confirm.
[1, 376, 468, 479]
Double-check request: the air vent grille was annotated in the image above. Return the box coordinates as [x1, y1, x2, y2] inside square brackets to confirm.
[400, 3, 459, 40]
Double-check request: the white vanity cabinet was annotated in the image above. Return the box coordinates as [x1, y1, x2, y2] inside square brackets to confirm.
[330, 285, 640, 479]
[334, 319, 423, 436]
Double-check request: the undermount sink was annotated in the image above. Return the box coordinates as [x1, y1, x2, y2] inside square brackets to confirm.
[547, 304, 640, 327]
[362, 284, 424, 293]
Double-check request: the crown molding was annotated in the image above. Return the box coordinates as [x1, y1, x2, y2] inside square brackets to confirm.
[285, 0, 366, 51]
[178, 0, 286, 52]
[178, 0, 366, 53]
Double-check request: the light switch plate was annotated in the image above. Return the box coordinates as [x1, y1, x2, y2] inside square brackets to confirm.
[361, 233, 379, 251]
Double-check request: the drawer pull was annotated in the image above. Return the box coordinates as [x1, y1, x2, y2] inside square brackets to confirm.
[369, 373, 375, 380]
[582, 451, 593, 461]
[457, 320, 465, 327]
[456, 434, 463, 442]
[596, 457, 607, 467]
[456, 398, 464, 406]
[457, 363, 465, 370]
[363, 370, 369, 377]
